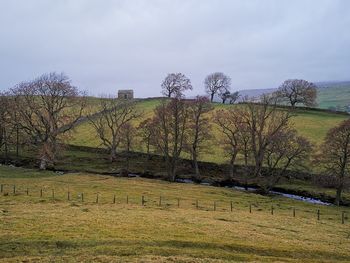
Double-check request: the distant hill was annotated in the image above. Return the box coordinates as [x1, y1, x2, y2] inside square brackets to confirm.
[315, 81, 350, 111]
[235, 81, 350, 112]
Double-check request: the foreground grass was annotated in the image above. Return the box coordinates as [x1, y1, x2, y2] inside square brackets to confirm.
[0, 166, 350, 262]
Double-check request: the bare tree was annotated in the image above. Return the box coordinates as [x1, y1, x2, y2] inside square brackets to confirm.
[204, 72, 231, 102]
[186, 96, 213, 178]
[316, 119, 350, 205]
[138, 118, 157, 172]
[219, 90, 231, 104]
[0, 94, 28, 160]
[11, 73, 86, 170]
[214, 108, 251, 179]
[0, 93, 12, 161]
[161, 73, 192, 98]
[119, 122, 136, 170]
[274, 79, 317, 107]
[151, 98, 189, 181]
[263, 129, 312, 192]
[214, 109, 241, 179]
[88, 98, 140, 162]
[228, 91, 240, 104]
[240, 96, 293, 178]
[138, 118, 155, 161]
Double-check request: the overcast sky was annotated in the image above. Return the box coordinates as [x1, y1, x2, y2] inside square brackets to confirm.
[0, 0, 349, 97]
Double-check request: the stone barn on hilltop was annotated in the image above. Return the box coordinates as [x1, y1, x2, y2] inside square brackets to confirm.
[118, 90, 134, 99]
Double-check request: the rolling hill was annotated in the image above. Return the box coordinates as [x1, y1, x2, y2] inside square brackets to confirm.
[236, 81, 350, 112]
[69, 98, 349, 165]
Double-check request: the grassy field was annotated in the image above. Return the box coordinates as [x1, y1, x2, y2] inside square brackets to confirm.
[0, 165, 350, 262]
[317, 85, 350, 110]
[69, 98, 349, 164]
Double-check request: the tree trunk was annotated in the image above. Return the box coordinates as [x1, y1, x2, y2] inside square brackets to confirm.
[110, 147, 117, 162]
[168, 158, 177, 182]
[146, 141, 151, 160]
[193, 151, 200, 179]
[335, 187, 342, 206]
[144, 142, 150, 173]
[39, 157, 48, 170]
[210, 93, 214, 102]
[228, 152, 237, 180]
[254, 154, 264, 177]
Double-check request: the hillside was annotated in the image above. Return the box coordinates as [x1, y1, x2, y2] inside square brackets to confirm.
[0, 166, 349, 262]
[236, 81, 350, 111]
[69, 98, 349, 164]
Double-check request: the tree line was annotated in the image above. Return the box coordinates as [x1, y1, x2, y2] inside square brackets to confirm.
[0, 72, 348, 205]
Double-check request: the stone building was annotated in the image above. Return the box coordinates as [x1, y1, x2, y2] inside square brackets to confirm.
[118, 90, 134, 99]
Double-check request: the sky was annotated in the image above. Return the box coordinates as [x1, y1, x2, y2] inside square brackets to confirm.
[0, 0, 349, 98]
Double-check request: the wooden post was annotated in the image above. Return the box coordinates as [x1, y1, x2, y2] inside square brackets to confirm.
[249, 204, 252, 213]
[196, 200, 198, 209]
[214, 201, 216, 211]
[317, 209, 320, 220]
[293, 208, 296, 218]
[126, 195, 129, 204]
[81, 193, 84, 202]
[342, 211, 345, 224]
[0, 184, 3, 193]
[96, 193, 99, 203]
[271, 206, 274, 215]
[142, 195, 145, 206]
[40, 189, 43, 197]
[113, 194, 116, 204]
[230, 201, 233, 212]
[13, 185, 16, 194]
[67, 191, 70, 201]
[177, 198, 180, 208]
[52, 189, 54, 199]
[159, 196, 162, 206]
[26, 188, 29, 196]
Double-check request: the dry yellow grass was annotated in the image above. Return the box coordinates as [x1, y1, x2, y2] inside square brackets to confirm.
[0, 166, 350, 262]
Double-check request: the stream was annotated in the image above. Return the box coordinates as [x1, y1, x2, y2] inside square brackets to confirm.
[176, 178, 332, 206]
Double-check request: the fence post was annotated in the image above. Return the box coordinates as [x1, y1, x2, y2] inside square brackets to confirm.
[126, 195, 129, 204]
[96, 193, 99, 203]
[342, 211, 345, 224]
[230, 201, 233, 212]
[13, 185, 16, 194]
[52, 189, 54, 199]
[0, 184, 3, 193]
[67, 191, 70, 201]
[196, 200, 198, 209]
[159, 196, 162, 206]
[40, 189, 43, 197]
[271, 206, 274, 215]
[317, 209, 320, 220]
[142, 196, 145, 206]
[177, 198, 180, 208]
[214, 201, 216, 211]
[26, 188, 29, 196]
[81, 193, 84, 202]
[113, 194, 116, 204]
[249, 204, 252, 213]
[293, 208, 296, 218]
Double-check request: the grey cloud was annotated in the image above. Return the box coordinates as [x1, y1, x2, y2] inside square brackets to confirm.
[0, 0, 349, 97]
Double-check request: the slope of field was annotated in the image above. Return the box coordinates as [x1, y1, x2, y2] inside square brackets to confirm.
[0, 166, 349, 262]
[236, 82, 350, 111]
[317, 85, 350, 110]
[69, 98, 349, 164]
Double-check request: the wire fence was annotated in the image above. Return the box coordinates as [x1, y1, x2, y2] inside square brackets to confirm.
[0, 183, 348, 224]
